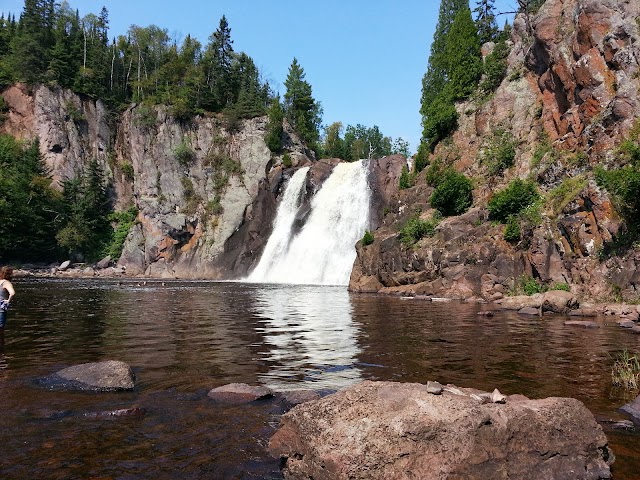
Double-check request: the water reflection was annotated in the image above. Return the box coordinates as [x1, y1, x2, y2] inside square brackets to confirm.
[251, 284, 362, 390]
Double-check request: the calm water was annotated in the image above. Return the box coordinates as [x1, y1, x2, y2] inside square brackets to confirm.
[1, 279, 639, 479]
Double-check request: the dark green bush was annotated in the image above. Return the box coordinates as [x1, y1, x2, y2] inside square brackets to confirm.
[596, 166, 640, 223]
[503, 216, 521, 242]
[174, 140, 195, 167]
[399, 165, 413, 189]
[399, 215, 439, 246]
[413, 144, 429, 173]
[481, 129, 516, 176]
[282, 153, 293, 168]
[362, 230, 374, 246]
[479, 40, 510, 93]
[429, 169, 473, 216]
[424, 157, 447, 187]
[488, 179, 540, 222]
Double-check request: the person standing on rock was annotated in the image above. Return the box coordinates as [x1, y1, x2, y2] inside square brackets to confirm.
[0, 266, 16, 347]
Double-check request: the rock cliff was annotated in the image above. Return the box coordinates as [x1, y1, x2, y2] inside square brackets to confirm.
[0, 83, 314, 278]
[350, 0, 640, 303]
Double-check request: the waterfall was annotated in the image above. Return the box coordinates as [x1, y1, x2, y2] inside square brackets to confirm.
[247, 160, 371, 286]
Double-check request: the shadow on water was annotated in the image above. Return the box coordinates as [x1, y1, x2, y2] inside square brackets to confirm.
[0, 279, 638, 478]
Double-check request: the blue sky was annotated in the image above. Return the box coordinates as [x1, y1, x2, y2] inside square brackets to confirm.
[3, 0, 518, 153]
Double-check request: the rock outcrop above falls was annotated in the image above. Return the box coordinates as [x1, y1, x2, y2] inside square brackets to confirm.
[350, 0, 640, 302]
[269, 380, 614, 480]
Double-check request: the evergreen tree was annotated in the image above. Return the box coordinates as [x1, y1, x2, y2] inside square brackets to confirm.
[202, 15, 234, 111]
[474, 0, 498, 44]
[443, 8, 482, 101]
[10, 0, 50, 83]
[0, 135, 62, 261]
[264, 95, 284, 152]
[419, 0, 481, 152]
[283, 57, 322, 150]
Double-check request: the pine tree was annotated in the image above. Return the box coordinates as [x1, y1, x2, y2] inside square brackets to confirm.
[202, 15, 234, 111]
[444, 9, 482, 101]
[265, 95, 284, 152]
[419, 0, 480, 152]
[474, 0, 498, 44]
[283, 57, 322, 150]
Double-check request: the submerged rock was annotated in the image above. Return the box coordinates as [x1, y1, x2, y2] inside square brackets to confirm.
[620, 394, 640, 425]
[207, 383, 273, 404]
[41, 360, 135, 392]
[279, 390, 321, 406]
[564, 320, 599, 328]
[269, 380, 613, 480]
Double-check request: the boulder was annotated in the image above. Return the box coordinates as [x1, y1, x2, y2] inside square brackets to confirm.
[269, 381, 613, 480]
[96, 255, 112, 269]
[495, 294, 543, 310]
[58, 260, 71, 271]
[279, 390, 321, 406]
[569, 309, 597, 317]
[542, 291, 579, 313]
[207, 383, 273, 404]
[42, 360, 135, 392]
[518, 307, 541, 316]
[620, 394, 640, 424]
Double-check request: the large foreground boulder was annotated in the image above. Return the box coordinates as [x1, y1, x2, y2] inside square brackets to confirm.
[269, 381, 613, 480]
[40, 360, 135, 392]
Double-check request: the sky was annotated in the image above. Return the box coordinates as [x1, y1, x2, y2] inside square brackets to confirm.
[2, 0, 519, 153]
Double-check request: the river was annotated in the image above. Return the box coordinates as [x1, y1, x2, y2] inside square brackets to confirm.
[0, 278, 638, 479]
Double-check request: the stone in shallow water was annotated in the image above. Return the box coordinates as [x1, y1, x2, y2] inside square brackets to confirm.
[518, 307, 540, 316]
[40, 360, 135, 392]
[564, 320, 599, 328]
[269, 380, 614, 480]
[279, 390, 321, 406]
[621, 394, 640, 425]
[207, 383, 273, 404]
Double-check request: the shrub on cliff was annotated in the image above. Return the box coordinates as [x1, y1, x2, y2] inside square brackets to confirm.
[399, 214, 439, 246]
[480, 128, 516, 176]
[362, 231, 374, 246]
[429, 169, 473, 216]
[488, 179, 539, 222]
[595, 166, 640, 225]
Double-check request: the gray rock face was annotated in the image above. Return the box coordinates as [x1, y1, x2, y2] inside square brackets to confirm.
[269, 381, 614, 480]
[46, 360, 135, 392]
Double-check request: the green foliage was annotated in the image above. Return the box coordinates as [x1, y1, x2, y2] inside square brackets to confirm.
[399, 214, 440, 246]
[425, 156, 447, 187]
[174, 139, 195, 167]
[503, 216, 521, 242]
[595, 166, 640, 224]
[0, 6, 272, 123]
[57, 158, 112, 261]
[488, 179, 540, 222]
[0, 134, 62, 261]
[135, 105, 157, 130]
[362, 230, 374, 246]
[120, 161, 134, 181]
[180, 176, 201, 215]
[474, 0, 499, 44]
[552, 282, 570, 292]
[546, 175, 587, 216]
[284, 57, 322, 151]
[429, 169, 473, 216]
[480, 128, 516, 175]
[420, 2, 481, 152]
[399, 165, 414, 190]
[205, 197, 223, 216]
[103, 207, 137, 260]
[282, 153, 292, 168]
[479, 38, 510, 93]
[612, 350, 640, 391]
[65, 100, 85, 123]
[413, 144, 429, 173]
[341, 123, 392, 161]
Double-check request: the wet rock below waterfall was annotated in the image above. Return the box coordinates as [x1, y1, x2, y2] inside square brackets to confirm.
[39, 360, 135, 392]
[269, 380, 614, 480]
[207, 383, 273, 404]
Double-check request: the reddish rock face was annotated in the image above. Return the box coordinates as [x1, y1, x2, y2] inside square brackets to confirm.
[350, 0, 640, 302]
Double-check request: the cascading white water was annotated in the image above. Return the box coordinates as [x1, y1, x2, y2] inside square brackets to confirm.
[247, 167, 310, 281]
[247, 160, 371, 286]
